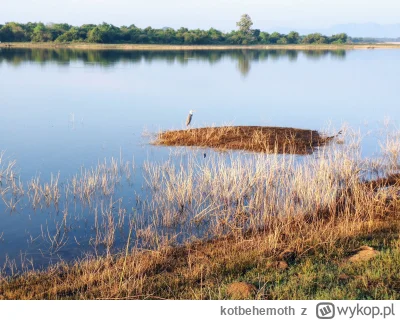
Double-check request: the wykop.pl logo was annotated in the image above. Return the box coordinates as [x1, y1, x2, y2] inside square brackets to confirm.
[316, 303, 336, 319]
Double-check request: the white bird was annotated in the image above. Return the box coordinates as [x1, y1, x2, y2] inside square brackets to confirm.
[186, 110, 194, 127]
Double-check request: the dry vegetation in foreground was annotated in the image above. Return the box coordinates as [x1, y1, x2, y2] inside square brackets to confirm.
[1, 208, 399, 299]
[155, 126, 337, 154]
[1, 128, 400, 299]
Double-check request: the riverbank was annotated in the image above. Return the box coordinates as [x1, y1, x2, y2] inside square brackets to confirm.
[1, 42, 400, 51]
[1, 208, 399, 299]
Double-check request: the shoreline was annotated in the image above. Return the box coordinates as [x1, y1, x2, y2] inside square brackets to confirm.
[1, 42, 400, 51]
[1, 215, 399, 299]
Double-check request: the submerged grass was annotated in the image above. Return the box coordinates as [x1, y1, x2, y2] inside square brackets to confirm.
[0, 126, 400, 299]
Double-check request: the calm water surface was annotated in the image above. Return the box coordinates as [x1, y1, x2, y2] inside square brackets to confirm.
[0, 48, 399, 269]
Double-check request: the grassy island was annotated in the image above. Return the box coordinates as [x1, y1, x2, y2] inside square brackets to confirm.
[155, 126, 338, 154]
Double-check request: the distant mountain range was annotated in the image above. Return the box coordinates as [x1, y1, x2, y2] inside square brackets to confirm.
[267, 23, 400, 38]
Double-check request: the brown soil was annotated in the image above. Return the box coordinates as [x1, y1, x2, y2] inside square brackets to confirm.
[346, 246, 380, 263]
[226, 282, 257, 299]
[268, 260, 289, 270]
[364, 174, 400, 190]
[155, 126, 337, 154]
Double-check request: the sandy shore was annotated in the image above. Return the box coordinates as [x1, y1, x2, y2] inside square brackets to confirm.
[1, 42, 400, 51]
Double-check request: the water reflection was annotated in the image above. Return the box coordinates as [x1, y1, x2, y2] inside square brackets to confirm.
[0, 48, 346, 76]
[237, 52, 251, 76]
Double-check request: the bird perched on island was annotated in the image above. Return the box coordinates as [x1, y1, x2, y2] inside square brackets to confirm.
[326, 130, 343, 141]
[186, 110, 194, 127]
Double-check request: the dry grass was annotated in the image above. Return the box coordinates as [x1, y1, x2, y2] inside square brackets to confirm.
[0, 127, 400, 299]
[155, 126, 337, 154]
[1, 212, 399, 299]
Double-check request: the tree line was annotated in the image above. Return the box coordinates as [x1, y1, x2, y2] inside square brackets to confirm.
[0, 14, 348, 45]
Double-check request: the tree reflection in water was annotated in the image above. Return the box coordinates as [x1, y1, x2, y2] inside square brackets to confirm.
[0, 48, 346, 76]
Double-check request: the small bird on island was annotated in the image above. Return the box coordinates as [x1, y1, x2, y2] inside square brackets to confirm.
[327, 130, 343, 140]
[186, 110, 194, 127]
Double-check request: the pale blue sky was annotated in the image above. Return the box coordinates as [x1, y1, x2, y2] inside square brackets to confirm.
[1, 0, 400, 30]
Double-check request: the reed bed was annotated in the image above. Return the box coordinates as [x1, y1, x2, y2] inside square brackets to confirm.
[0, 154, 136, 262]
[0, 127, 400, 299]
[155, 126, 337, 154]
[26, 157, 134, 211]
[146, 128, 399, 243]
[0, 151, 24, 212]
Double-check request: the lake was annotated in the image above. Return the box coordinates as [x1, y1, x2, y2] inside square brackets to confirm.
[0, 48, 399, 270]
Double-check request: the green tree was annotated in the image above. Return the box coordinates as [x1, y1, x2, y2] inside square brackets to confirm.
[31, 23, 52, 42]
[55, 27, 80, 42]
[79, 24, 96, 41]
[236, 14, 256, 44]
[277, 37, 288, 44]
[87, 23, 119, 43]
[329, 33, 348, 44]
[119, 25, 130, 42]
[87, 27, 103, 43]
[302, 33, 327, 44]
[23, 22, 38, 40]
[287, 31, 300, 44]
[47, 23, 72, 41]
[0, 25, 12, 41]
[0, 22, 27, 41]
[236, 14, 253, 35]
[259, 32, 270, 44]
[269, 32, 281, 44]
[253, 29, 260, 41]
[208, 28, 224, 43]
[127, 25, 142, 43]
